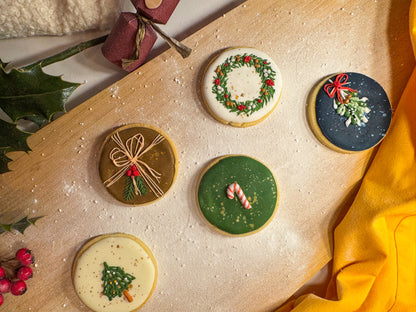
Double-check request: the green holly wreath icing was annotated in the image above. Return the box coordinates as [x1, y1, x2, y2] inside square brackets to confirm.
[212, 53, 276, 116]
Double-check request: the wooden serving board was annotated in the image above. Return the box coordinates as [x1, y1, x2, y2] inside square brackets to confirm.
[0, 0, 414, 311]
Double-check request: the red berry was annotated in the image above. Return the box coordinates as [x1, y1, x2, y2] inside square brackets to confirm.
[0, 267, 5, 279]
[15, 248, 34, 266]
[10, 280, 26, 296]
[0, 279, 11, 294]
[17, 266, 33, 281]
[0, 294, 3, 306]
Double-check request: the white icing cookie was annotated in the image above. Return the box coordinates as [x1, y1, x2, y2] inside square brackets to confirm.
[202, 47, 282, 127]
[72, 233, 157, 312]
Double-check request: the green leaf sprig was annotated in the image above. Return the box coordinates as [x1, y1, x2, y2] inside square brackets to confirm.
[0, 216, 43, 235]
[0, 35, 108, 173]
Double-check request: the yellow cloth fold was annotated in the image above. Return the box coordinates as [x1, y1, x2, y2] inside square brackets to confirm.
[276, 2, 416, 311]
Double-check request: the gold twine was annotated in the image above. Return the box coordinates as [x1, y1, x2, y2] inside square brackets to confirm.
[103, 132, 165, 198]
[121, 14, 192, 69]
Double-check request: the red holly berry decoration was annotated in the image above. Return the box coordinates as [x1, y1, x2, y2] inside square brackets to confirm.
[265, 79, 274, 86]
[15, 249, 34, 266]
[0, 279, 11, 294]
[10, 280, 26, 296]
[16, 266, 33, 281]
[0, 267, 5, 279]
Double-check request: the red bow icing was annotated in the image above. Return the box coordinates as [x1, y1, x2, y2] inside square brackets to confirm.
[323, 73, 357, 103]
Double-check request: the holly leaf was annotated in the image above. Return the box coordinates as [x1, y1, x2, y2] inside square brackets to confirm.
[0, 60, 80, 173]
[0, 62, 80, 122]
[0, 119, 32, 173]
[0, 216, 43, 235]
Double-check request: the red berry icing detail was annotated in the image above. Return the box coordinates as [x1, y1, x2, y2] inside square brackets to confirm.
[17, 266, 33, 281]
[10, 280, 26, 296]
[0, 267, 5, 279]
[214, 79, 220, 85]
[244, 56, 251, 62]
[126, 165, 140, 177]
[0, 294, 3, 306]
[265, 79, 274, 86]
[237, 105, 246, 111]
[0, 279, 11, 294]
[15, 248, 34, 266]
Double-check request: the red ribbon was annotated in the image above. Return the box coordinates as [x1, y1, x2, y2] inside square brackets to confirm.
[323, 73, 357, 103]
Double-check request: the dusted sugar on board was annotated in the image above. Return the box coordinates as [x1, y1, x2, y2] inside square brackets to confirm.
[72, 233, 157, 312]
[201, 47, 283, 127]
[308, 72, 392, 153]
[99, 124, 178, 206]
[197, 155, 279, 236]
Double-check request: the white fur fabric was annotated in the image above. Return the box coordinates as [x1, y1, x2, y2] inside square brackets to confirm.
[0, 0, 120, 38]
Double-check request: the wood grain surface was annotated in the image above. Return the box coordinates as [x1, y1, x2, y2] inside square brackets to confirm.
[0, 0, 414, 311]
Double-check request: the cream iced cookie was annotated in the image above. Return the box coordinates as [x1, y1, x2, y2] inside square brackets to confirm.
[72, 233, 157, 312]
[99, 124, 178, 205]
[197, 155, 279, 236]
[308, 72, 392, 153]
[201, 47, 282, 127]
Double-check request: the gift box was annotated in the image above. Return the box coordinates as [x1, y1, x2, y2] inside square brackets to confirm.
[101, 12, 157, 72]
[131, 0, 180, 24]
[102, 0, 189, 72]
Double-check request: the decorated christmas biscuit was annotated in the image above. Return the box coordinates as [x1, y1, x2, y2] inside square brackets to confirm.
[72, 233, 157, 312]
[201, 47, 282, 127]
[99, 124, 178, 205]
[308, 72, 392, 153]
[197, 155, 279, 236]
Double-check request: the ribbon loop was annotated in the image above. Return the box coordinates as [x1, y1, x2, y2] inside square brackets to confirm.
[103, 132, 165, 198]
[324, 73, 358, 103]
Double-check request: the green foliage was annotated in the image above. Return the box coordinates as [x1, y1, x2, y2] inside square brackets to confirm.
[0, 61, 80, 173]
[102, 262, 136, 301]
[123, 176, 147, 201]
[335, 91, 371, 127]
[0, 216, 43, 235]
[0, 35, 107, 174]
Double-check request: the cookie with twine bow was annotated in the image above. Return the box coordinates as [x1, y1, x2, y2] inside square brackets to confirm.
[308, 72, 392, 153]
[99, 124, 178, 205]
[102, 0, 190, 72]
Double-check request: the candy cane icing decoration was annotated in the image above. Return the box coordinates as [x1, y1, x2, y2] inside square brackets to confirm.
[227, 182, 251, 209]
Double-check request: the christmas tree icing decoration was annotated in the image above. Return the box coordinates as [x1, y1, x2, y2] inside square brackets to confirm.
[212, 53, 276, 117]
[324, 73, 371, 127]
[102, 262, 136, 302]
[104, 131, 165, 200]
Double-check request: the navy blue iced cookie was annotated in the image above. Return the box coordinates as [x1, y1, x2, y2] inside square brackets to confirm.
[308, 72, 392, 153]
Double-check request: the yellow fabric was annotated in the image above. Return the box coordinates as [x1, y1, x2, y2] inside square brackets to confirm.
[276, 2, 416, 311]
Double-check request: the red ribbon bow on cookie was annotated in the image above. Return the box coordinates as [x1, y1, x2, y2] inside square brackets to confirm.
[324, 73, 357, 103]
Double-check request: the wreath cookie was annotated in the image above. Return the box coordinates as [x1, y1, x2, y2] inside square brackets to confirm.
[308, 72, 392, 153]
[201, 47, 282, 127]
[196, 155, 279, 236]
[99, 124, 178, 205]
[72, 233, 157, 312]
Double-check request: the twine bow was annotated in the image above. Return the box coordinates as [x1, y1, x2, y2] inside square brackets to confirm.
[324, 73, 357, 103]
[122, 13, 192, 69]
[104, 132, 165, 198]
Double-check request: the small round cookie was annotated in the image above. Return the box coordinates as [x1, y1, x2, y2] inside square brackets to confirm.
[201, 47, 282, 127]
[72, 233, 157, 312]
[99, 124, 178, 205]
[308, 72, 392, 153]
[197, 155, 279, 236]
